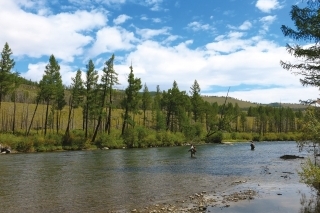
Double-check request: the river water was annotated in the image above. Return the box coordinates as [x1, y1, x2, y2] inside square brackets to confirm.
[0, 141, 313, 212]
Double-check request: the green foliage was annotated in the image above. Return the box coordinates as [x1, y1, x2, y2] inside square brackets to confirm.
[122, 128, 138, 148]
[299, 158, 320, 191]
[0, 42, 15, 106]
[252, 134, 262, 142]
[153, 130, 183, 146]
[190, 80, 204, 122]
[206, 131, 223, 143]
[16, 139, 34, 152]
[182, 122, 203, 141]
[121, 65, 142, 135]
[96, 131, 124, 149]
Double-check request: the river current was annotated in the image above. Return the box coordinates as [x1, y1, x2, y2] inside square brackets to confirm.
[0, 141, 312, 212]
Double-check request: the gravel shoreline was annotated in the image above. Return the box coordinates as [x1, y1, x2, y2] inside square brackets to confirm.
[107, 157, 309, 213]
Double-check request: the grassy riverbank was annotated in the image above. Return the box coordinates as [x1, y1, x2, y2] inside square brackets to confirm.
[0, 130, 301, 153]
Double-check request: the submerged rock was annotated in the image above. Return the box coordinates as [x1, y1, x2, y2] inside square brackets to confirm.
[280, 155, 304, 159]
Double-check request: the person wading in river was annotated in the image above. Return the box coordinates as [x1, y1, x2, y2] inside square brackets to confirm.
[250, 141, 255, 150]
[189, 144, 196, 157]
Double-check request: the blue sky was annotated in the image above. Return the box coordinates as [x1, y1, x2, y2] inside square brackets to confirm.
[0, 0, 318, 104]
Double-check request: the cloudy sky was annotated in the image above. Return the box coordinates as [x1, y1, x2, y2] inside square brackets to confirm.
[0, 0, 318, 104]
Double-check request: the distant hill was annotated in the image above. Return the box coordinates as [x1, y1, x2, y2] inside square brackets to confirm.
[13, 85, 307, 110]
[201, 95, 307, 110]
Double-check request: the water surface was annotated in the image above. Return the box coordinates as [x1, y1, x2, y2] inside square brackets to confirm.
[0, 141, 311, 212]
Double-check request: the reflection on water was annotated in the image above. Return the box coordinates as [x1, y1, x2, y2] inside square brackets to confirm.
[0, 141, 311, 212]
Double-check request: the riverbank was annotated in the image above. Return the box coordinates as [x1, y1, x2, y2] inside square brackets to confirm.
[125, 175, 311, 213]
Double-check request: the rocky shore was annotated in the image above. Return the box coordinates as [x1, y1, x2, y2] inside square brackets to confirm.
[105, 153, 307, 213]
[105, 178, 259, 213]
[129, 188, 257, 213]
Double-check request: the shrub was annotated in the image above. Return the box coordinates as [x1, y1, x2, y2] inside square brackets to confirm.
[206, 131, 223, 143]
[252, 134, 261, 141]
[123, 128, 138, 148]
[238, 132, 252, 140]
[96, 132, 124, 149]
[16, 138, 34, 152]
[299, 158, 320, 192]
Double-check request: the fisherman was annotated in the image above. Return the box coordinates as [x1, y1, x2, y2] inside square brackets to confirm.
[189, 144, 196, 157]
[250, 141, 255, 150]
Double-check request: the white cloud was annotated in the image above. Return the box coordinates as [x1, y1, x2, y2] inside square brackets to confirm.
[98, 0, 126, 4]
[206, 32, 250, 53]
[89, 27, 137, 57]
[152, 18, 161, 23]
[141, 15, 148, 21]
[117, 31, 312, 103]
[3, 0, 315, 104]
[113, 14, 132, 25]
[214, 86, 319, 104]
[0, 1, 106, 62]
[21, 62, 47, 83]
[187, 21, 211, 31]
[256, 0, 282, 13]
[239, 21, 252, 30]
[259, 15, 277, 33]
[144, 0, 163, 11]
[135, 27, 170, 40]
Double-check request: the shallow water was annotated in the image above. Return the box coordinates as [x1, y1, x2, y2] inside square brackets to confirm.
[0, 141, 312, 212]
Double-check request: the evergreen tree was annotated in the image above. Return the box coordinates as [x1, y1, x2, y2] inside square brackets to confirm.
[104, 54, 119, 135]
[121, 65, 142, 137]
[38, 55, 61, 136]
[92, 54, 118, 142]
[162, 81, 189, 132]
[64, 70, 84, 142]
[152, 85, 165, 131]
[0, 42, 15, 108]
[141, 83, 152, 127]
[190, 80, 204, 123]
[84, 60, 98, 139]
[280, 1, 320, 104]
[54, 71, 66, 133]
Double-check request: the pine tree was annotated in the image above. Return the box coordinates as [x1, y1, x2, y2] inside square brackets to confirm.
[280, 1, 320, 104]
[64, 69, 84, 142]
[38, 55, 61, 136]
[141, 83, 152, 127]
[0, 42, 15, 108]
[84, 60, 98, 139]
[190, 80, 204, 123]
[54, 71, 66, 133]
[92, 54, 119, 142]
[121, 65, 142, 136]
[104, 54, 119, 135]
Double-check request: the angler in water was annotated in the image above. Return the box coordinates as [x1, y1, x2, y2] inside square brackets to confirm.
[189, 144, 197, 157]
[250, 141, 255, 150]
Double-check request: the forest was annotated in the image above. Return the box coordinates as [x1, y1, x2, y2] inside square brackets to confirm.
[0, 42, 308, 153]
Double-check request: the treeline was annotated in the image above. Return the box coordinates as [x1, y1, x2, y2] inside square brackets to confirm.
[0, 42, 306, 152]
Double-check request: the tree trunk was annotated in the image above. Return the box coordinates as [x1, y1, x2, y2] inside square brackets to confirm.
[26, 99, 39, 136]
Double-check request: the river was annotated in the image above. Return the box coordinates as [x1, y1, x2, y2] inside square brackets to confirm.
[0, 141, 314, 212]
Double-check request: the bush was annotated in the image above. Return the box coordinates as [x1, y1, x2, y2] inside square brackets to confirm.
[123, 128, 138, 148]
[299, 158, 320, 192]
[182, 122, 203, 141]
[96, 132, 124, 149]
[206, 131, 223, 143]
[252, 134, 261, 141]
[16, 139, 34, 152]
[238, 132, 252, 140]
[262, 133, 278, 141]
